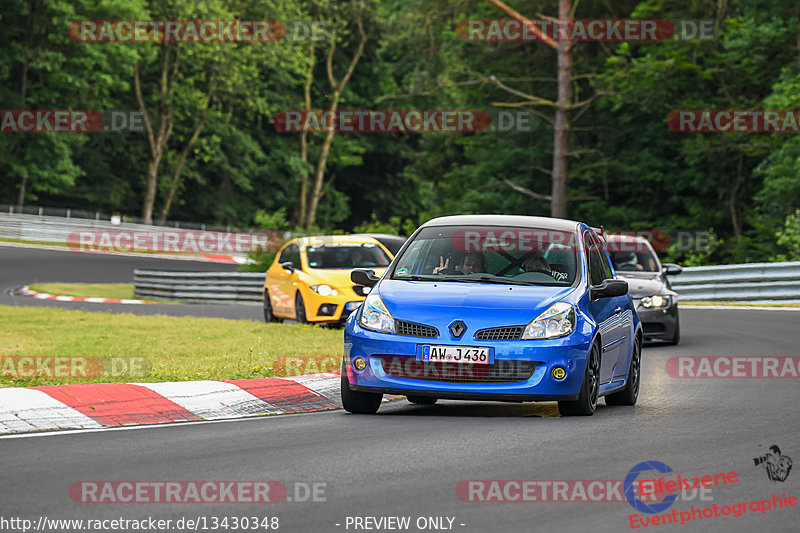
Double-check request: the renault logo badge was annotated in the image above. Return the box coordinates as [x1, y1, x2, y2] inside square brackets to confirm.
[449, 320, 466, 338]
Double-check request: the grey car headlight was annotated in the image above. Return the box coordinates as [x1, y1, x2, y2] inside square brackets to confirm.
[522, 302, 575, 339]
[358, 292, 395, 334]
[641, 295, 670, 308]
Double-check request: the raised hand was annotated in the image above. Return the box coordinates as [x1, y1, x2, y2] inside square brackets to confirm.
[433, 256, 450, 274]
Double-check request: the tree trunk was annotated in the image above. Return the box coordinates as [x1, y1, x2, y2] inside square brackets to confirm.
[796, 4, 800, 69]
[304, 95, 340, 228]
[13, 0, 34, 208]
[298, 38, 316, 226]
[730, 153, 744, 242]
[550, 0, 573, 219]
[158, 84, 215, 224]
[302, 8, 366, 228]
[135, 48, 176, 224]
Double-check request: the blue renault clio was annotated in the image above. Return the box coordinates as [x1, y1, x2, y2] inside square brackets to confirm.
[342, 215, 642, 416]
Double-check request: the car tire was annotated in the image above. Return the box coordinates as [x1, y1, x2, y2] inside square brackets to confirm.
[263, 291, 279, 323]
[667, 317, 680, 345]
[341, 363, 382, 414]
[407, 395, 438, 405]
[295, 292, 308, 324]
[605, 336, 641, 406]
[558, 342, 600, 417]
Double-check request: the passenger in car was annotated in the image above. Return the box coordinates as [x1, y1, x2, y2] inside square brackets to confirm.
[433, 253, 485, 275]
[523, 254, 568, 281]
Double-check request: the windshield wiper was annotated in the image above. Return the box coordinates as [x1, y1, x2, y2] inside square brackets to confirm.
[446, 276, 534, 286]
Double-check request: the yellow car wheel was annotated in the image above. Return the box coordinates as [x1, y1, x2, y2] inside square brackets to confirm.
[295, 292, 308, 324]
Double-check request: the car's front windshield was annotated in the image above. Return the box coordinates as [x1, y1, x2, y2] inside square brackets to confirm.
[391, 225, 579, 286]
[305, 243, 390, 269]
[608, 250, 660, 272]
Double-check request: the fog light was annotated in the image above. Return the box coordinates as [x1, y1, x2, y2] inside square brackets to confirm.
[551, 366, 567, 380]
[353, 357, 366, 371]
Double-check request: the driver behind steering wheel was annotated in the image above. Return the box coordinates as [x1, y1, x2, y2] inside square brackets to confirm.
[522, 253, 567, 281]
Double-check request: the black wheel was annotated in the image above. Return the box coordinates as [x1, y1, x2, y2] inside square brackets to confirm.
[263, 290, 279, 323]
[605, 336, 641, 406]
[294, 291, 308, 324]
[341, 364, 382, 414]
[558, 342, 600, 416]
[667, 317, 680, 345]
[407, 395, 438, 405]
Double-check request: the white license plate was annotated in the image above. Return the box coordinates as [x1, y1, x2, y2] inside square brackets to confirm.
[422, 345, 490, 365]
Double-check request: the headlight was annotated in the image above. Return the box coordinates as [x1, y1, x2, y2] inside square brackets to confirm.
[522, 302, 575, 339]
[358, 292, 396, 334]
[310, 284, 338, 296]
[641, 295, 669, 308]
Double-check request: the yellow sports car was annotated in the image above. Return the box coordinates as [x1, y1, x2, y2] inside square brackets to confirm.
[263, 235, 398, 325]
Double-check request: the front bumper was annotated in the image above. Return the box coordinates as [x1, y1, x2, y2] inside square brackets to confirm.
[304, 290, 363, 323]
[633, 299, 678, 340]
[344, 319, 592, 400]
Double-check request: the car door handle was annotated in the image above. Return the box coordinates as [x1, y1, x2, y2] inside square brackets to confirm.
[614, 307, 622, 313]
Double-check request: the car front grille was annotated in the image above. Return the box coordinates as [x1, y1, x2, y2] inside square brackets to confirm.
[395, 320, 438, 338]
[378, 357, 536, 383]
[475, 326, 525, 341]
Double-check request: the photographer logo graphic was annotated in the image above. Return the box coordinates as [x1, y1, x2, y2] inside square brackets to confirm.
[753, 445, 793, 482]
[624, 461, 678, 514]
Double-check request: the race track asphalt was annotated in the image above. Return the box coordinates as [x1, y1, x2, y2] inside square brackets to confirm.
[0, 244, 262, 320]
[1, 244, 798, 532]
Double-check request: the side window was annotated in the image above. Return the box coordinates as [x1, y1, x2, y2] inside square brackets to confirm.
[279, 244, 300, 267]
[584, 234, 606, 286]
[599, 241, 615, 280]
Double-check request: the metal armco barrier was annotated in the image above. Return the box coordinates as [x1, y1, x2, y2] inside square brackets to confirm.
[134, 261, 800, 305]
[133, 270, 265, 304]
[671, 261, 800, 303]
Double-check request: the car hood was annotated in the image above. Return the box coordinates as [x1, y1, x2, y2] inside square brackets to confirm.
[306, 268, 386, 289]
[377, 279, 577, 328]
[615, 273, 669, 298]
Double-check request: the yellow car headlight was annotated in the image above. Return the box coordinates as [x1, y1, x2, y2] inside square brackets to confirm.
[310, 284, 338, 296]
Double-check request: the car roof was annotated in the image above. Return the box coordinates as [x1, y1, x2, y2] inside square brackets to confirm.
[295, 234, 383, 247]
[605, 234, 651, 243]
[352, 233, 407, 255]
[422, 214, 582, 232]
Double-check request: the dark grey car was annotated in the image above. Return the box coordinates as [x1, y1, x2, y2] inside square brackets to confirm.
[606, 235, 682, 345]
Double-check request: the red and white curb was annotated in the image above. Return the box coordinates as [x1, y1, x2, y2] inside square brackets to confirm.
[0, 373, 347, 434]
[15, 286, 157, 305]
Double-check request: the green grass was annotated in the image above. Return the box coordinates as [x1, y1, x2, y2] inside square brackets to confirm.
[0, 306, 343, 387]
[29, 283, 136, 300]
[679, 300, 800, 308]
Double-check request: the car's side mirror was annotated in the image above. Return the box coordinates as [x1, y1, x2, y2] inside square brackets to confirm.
[663, 263, 683, 276]
[591, 279, 628, 301]
[281, 261, 295, 273]
[351, 269, 379, 287]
